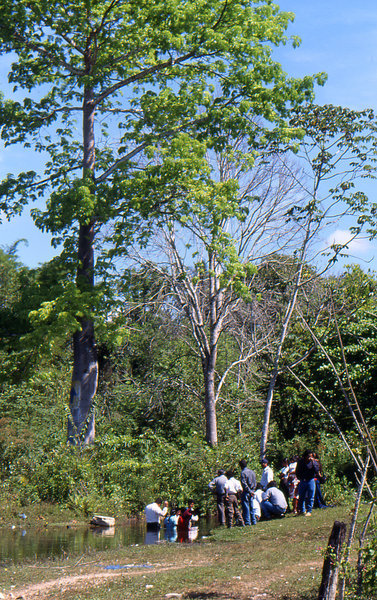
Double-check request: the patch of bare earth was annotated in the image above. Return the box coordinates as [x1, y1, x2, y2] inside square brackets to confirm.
[5, 558, 322, 600]
[5, 561, 214, 599]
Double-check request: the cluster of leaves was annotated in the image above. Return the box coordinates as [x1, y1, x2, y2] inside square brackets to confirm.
[360, 528, 377, 598]
[271, 265, 377, 437]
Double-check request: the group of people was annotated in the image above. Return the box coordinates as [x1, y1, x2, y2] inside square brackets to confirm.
[144, 498, 199, 543]
[208, 449, 326, 527]
[143, 449, 326, 539]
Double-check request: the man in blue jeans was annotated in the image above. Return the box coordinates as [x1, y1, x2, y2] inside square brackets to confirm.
[239, 459, 257, 525]
[261, 481, 287, 519]
[295, 449, 320, 516]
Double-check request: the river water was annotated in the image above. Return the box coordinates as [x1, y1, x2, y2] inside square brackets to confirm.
[0, 517, 216, 564]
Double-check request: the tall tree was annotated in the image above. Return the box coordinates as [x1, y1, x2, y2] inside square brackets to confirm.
[0, 0, 321, 443]
[258, 104, 377, 458]
[122, 143, 309, 446]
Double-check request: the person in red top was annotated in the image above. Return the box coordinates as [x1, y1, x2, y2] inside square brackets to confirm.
[177, 500, 199, 542]
[180, 500, 198, 526]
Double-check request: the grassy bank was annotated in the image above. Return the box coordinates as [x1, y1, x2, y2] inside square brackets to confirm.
[0, 501, 89, 529]
[0, 505, 358, 600]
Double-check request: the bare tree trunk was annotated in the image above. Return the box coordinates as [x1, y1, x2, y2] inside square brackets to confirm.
[318, 521, 347, 600]
[236, 360, 242, 435]
[338, 456, 370, 600]
[67, 85, 98, 444]
[259, 205, 322, 459]
[356, 501, 375, 597]
[260, 259, 305, 458]
[203, 356, 218, 446]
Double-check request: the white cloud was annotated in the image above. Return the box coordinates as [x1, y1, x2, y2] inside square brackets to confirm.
[326, 230, 371, 255]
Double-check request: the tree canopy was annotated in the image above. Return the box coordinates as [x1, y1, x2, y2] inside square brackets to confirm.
[0, 0, 324, 443]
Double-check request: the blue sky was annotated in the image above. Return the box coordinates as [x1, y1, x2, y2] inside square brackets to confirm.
[277, 1, 377, 110]
[1, 0, 377, 269]
[277, 0, 377, 272]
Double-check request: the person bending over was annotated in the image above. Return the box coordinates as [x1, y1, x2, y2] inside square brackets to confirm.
[261, 481, 287, 520]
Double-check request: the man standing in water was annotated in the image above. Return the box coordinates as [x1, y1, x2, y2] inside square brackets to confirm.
[145, 498, 169, 531]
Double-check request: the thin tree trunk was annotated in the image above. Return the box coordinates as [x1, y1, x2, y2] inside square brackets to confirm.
[203, 356, 218, 446]
[68, 84, 98, 444]
[259, 259, 305, 458]
[236, 359, 242, 435]
[356, 501, 375, 597]
[259, 207, 318, 459]
[338, 456, 370, 600]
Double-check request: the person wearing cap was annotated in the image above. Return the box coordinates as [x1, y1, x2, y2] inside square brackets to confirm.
[260, 458, 274, 491]
[208, 469, 228, 526]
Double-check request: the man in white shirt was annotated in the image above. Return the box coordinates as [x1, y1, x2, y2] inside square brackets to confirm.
[260, 459, 274, 490]
[224, 471, 244, 528]
[145, 498, 169, 531]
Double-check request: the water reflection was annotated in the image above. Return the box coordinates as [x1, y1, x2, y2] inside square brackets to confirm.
[144, 529, 160, 545]
[0, 518, 215, 564]
[91, 526, 115, 537]
[144, 524, 200, 545]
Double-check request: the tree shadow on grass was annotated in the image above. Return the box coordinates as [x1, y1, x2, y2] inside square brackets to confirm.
[280, 594, 317, 600]
[183, 591, 318, 600]
[184, 590, 317, 600]
[184, 594, 239, 600]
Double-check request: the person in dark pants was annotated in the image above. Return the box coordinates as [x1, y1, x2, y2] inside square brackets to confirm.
[261, 481, 287, 519]
[208, 469, 228, 526]
[313, 453, 327, 508]
[145, 498, 169, 530]
[296, 449, 320, 516]
[239, 459, 257, 526]
[224, 471, 244, 528]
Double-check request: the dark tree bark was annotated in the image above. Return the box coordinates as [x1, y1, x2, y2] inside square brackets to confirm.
[67, 222, 98, 444]
[67, 84, 98, 444]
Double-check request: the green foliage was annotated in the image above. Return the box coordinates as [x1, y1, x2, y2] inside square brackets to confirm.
[0, 249, 79, 384]
[0, 0, 322, 236]
[361, 530, 377, 598]
[265, 432, 356, 505]
[2, 249, 377, 517]
[0, 373, 69, 506]
[1, 253, 372, 514]
[269, 264, 377, 439]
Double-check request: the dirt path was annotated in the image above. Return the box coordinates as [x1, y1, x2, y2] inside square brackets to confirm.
[5, 563, 190, 599]
[5, 558, 323, 600]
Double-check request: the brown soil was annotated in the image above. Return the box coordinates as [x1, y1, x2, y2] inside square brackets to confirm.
[5, 563, 192, 599]
[4, 557, 323, 600]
